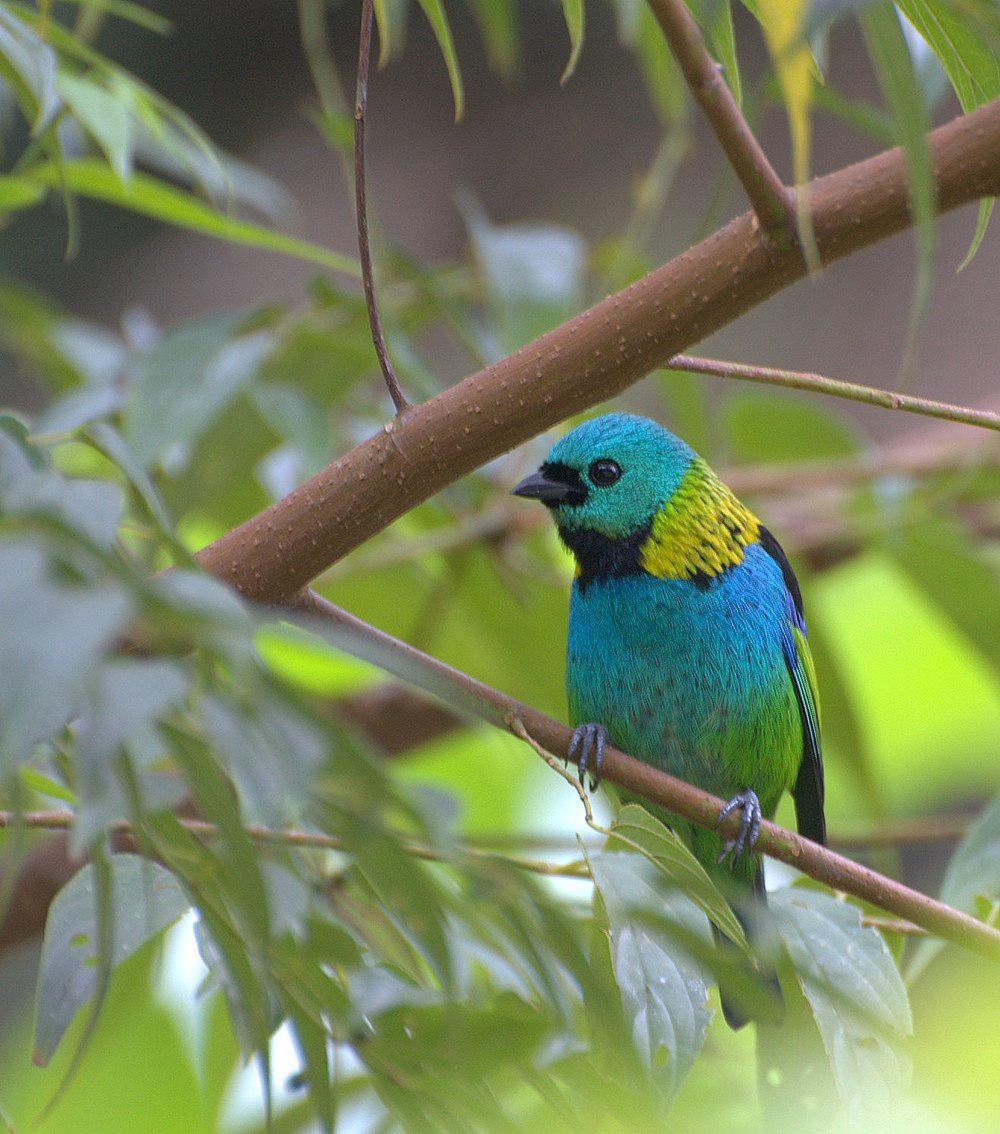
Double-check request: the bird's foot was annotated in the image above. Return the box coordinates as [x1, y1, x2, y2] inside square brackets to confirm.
[715, 788, 762, 866]
[567, 723, 608, 791]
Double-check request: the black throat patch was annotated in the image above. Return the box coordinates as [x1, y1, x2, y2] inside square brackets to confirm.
[558, 522, 652, 593]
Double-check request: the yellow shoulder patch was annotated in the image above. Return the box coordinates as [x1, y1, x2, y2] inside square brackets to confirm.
[639, 458, 759, 580]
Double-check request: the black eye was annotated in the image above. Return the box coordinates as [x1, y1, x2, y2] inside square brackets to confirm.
[588, 458, 622, 487]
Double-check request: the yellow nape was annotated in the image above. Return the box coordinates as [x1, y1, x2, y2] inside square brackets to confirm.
[639, 458, 759, 580]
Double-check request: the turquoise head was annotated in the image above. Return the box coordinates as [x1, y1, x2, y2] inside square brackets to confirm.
[512, 413, 695, 539]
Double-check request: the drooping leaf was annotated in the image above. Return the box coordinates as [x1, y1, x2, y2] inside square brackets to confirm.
[609, 804, 747, 949]
[85, 421, 177, 542]
[700, 0, 742, 106]
[122, 313, 270, 468]
[756, 0, 812, 188]
[373, 0, 411, 66]
[47, 0, 173, 35]
[415, 0, 464, 119]
[466, 0, 518, 78]
[559, 0, 584, 83]
[0, 542, 131, 776]
[861, 3, 936, 368]
[72, 658, 189, 854]
[0, 6, 60, 132]
[0, 431, 124, 546]
[907, 794, 1000, 980]
[772, 887, 912, 1121]
[33, 856, 189, 1064]
[35, 383, 123, 436]
[4, 161, 358, 275]
[895, 0, 1000, 267]
[200, 691, 326, 826]
[587, 850, 711, 1100]
[636, 3, 686, 125]
[56, 73, 134, 182]
[461, 196, 587, 357]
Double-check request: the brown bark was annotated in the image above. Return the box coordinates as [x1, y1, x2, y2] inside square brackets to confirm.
[195, 99, 1000, 603]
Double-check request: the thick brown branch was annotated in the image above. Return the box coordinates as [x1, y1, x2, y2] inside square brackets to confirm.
[196, 100, 1000, 603]
[297, 592, 1000, 962]
[669, 355, 1000, 431]
[645, 0, 794, 240]
[355, 0, 409, 414]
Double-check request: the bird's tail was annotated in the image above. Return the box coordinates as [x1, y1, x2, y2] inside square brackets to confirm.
[714, 862, 784, 1030]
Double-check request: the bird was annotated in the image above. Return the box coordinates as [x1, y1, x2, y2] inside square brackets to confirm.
[512, 412, 825, 1028]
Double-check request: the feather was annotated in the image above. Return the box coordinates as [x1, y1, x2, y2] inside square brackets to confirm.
[759, 527, 826, 846]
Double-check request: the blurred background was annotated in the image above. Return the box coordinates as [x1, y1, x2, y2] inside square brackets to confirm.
[0, 1, 998, 1131]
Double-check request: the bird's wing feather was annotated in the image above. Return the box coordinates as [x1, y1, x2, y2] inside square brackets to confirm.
[758, 527, 826, 846]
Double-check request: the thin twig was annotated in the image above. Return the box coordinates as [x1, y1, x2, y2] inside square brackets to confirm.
[0, 810, 589, 880]
[508, 716, 598, 832]
[294, 593, 1000, 962]
[645, 0, 794, 242]
[861, 917, 927, 936]
[355, 0, 409, 414]
[669, 354, 1000, 432]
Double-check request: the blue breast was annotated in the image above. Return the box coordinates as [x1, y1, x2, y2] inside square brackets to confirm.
[565, 542, 800, 808]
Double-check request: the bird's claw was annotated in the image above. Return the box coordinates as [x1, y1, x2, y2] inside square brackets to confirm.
[567, 723, 608, 791]
[715, 788, 762, 866]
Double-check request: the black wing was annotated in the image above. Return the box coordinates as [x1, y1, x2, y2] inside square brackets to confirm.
[759, 527, 826, 846]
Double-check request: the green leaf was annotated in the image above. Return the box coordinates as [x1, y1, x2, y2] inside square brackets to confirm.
[50, 0, 173, 35]
[200, 691, 325, 826]
[122, 313, 270, 468]
[72, 659, 189, 854]
[0, 6, 59, 132]
[861, 4, 936, 368]
[461, 196, 586, 357]
[756, 0, 812, 186]
[587, 850, 711, 1099]
[701, 0, 742, 106]
[0, 174, 45, 212]
[373, 0, 409, 65]
[609, 804, 748, 949]
[0, 542, 131, 776]
[415, 0, 464, 119]
[559, 0, 584, 83]
[56, 73, 133, 182]
[908, 794, 1000, 980]
[896, 0, 999, 106]
[772, 887, 912, 1121]
[85, 421, 177, 543]
[33, 856, 189, 1064]
[884, 518, 1000, 671]
[7, 161, 358, 276]
[0, 431, 124, 546]
[35, 384, 123, 436]
[958, 198, 994, 272]
[895, 0, 1000, 267]
[723, 392, 860, 462]
[466, 0, 518, 79]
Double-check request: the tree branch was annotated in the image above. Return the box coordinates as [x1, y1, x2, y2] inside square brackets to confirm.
[195, 99, 1000, 603]
[669, 355, 1000, 431]
[0, 811, 587, 881]
[355, 0, 409, 414]
[295, 591, 1000, 962]
[645, 0, 795, 241]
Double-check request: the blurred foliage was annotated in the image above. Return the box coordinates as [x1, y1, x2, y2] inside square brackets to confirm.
[1, 1, 999, 1132]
